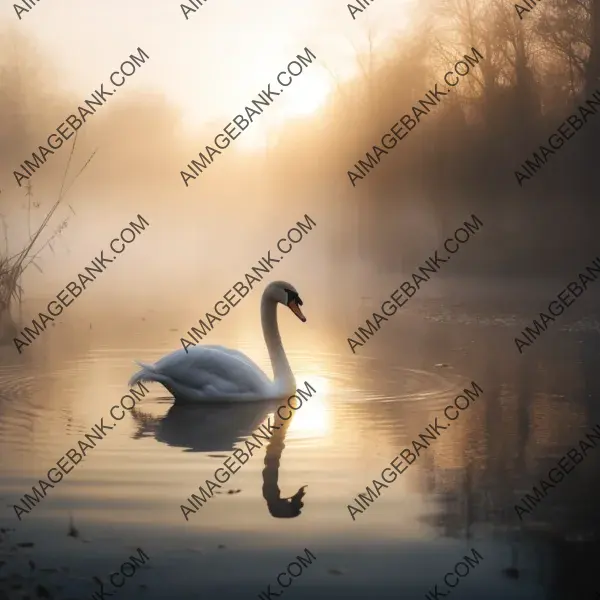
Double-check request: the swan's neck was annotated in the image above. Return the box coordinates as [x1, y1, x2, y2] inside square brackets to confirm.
[261, 296, 295, 394]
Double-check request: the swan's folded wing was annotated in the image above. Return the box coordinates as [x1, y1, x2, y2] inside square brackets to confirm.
[152, 346, 271, 397]
[199, 345, 268, 374]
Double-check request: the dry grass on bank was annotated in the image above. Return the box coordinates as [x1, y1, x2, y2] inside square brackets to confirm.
[0, 135, 96, 338]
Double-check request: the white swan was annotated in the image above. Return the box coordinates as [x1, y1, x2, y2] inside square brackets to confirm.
[128, 281, 306, 403]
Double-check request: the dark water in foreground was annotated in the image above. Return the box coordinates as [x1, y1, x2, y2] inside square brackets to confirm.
[1, 280, 599, 600]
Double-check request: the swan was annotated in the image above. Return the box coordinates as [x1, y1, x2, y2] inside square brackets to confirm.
[128, 280, 306, 403]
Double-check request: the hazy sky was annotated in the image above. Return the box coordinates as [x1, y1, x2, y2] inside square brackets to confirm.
[0, 0, 418, 295]
[3, 0, 415, 144]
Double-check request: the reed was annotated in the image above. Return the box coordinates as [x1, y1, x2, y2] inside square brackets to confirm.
[0, 133, 96, 329]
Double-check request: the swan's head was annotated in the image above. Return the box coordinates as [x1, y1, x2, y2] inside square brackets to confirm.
[268, 281, 306, 323]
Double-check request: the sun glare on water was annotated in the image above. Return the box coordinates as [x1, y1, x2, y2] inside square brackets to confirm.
[287, 374, 331, 438]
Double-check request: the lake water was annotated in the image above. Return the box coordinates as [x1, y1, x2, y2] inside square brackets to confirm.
[1, 280, 599, 600]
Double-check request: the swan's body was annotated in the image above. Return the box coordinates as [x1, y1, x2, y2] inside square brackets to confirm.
[128, 281, 306, 403]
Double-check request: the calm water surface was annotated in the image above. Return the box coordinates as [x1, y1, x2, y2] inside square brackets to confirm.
[1, 281, 599, 600]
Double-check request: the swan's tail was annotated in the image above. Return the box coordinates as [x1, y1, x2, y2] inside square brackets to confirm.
[128, 361, 160, 388]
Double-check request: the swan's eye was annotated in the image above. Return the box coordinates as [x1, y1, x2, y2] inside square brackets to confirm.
[284, 288, 306, 322]
[284, 288, 302, 306]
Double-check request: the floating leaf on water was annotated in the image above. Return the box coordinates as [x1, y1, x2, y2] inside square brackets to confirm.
[35, 584, 51, 598]
[502, 567, 519, 579]
[67, 515, 79, 538]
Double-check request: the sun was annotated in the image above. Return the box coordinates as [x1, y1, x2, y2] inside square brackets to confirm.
[277, 69, 332, 120]
[236, 71, 332, 152]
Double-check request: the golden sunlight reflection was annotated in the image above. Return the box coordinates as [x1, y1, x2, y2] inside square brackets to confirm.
[305, 374, 330, 397]
[286, 374, 331, 438]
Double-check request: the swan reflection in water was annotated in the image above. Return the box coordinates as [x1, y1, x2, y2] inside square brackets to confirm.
[262, 409, 307, 518]
[129, 399, 307, 518]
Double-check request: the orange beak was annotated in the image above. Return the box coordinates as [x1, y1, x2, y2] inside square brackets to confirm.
[288, 300, 306, 322]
